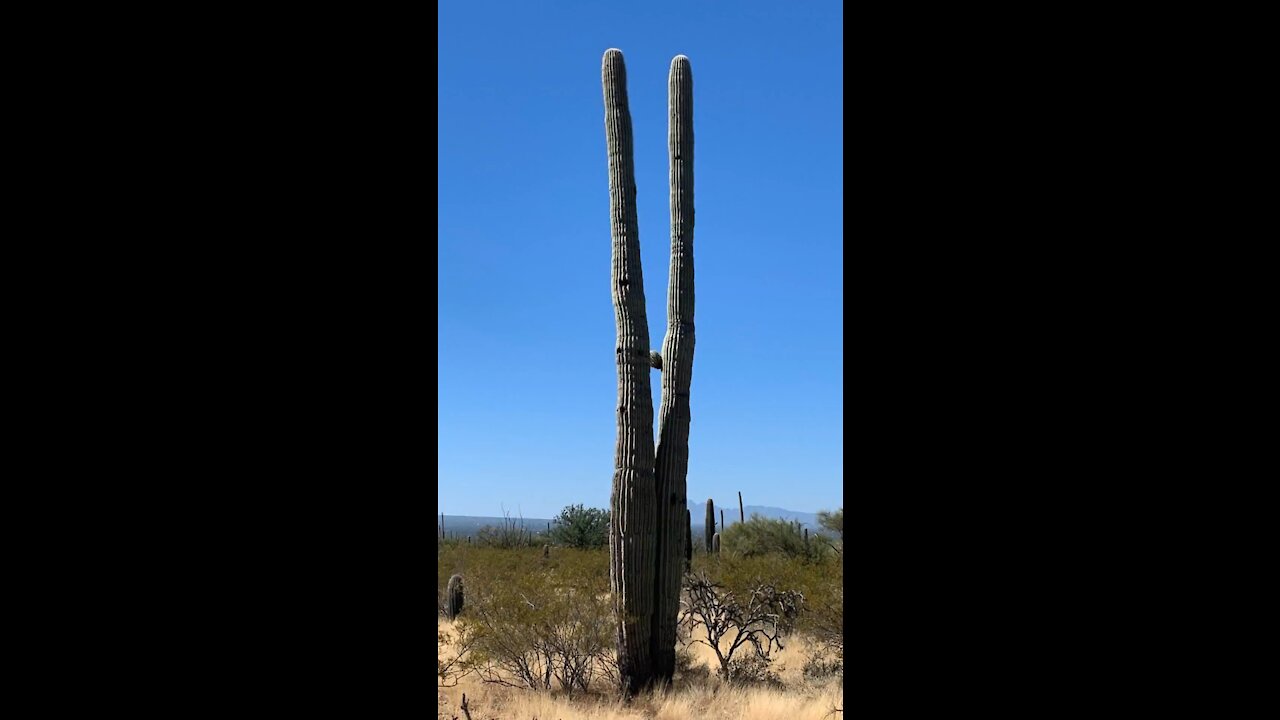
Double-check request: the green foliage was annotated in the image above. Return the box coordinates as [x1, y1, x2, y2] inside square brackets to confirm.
[437, 544, 842, 692]
[817, 507, 843, 543]
[689, 550, 842, 661]
[548, 503, 610, 549]
[719, 513, 834, 561]
[439, 545, 614, 693]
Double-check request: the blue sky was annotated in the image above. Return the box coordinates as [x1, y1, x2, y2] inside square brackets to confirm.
[439, 1, 843, 518]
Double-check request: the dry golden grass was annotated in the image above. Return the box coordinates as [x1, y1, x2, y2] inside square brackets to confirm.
[438, 619, 843, 720]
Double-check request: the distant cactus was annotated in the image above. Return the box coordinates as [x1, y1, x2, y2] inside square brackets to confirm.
[712, 532, 720, 554]
[446, 574, 464, 619]
[543, 544, 550, 559]
[684, 509, 692, 567]
[705, 498, 716, 552]
[738, 491, 744, 523]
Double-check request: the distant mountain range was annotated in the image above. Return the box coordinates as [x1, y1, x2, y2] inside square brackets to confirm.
[437, 502, 829, 539]
[687, 500, 821, 531]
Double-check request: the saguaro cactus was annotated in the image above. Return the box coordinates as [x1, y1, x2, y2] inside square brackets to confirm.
[650, 54, 696, 681]
[604, 48, 658, 696]
[712, 532, 720, 554]
[446, 574, 464, 619]
[704, 498, 716, 552]
[684, 509, 692, 567]
[720, 509, 725, 531]
[603, 48, 697, 693]
[738, 491, 744, 524]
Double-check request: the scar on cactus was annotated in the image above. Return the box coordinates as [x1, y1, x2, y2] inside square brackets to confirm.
[650, 350, 663, 370]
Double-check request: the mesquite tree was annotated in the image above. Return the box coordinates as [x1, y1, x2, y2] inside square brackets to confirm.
[603, 49, 696, 695]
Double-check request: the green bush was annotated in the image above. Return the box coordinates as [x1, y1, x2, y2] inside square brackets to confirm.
[548, 504, 610, 549]
[718, 514, 834, 561]
[439, 545, 615, 693]
[688, 550, 843, 663]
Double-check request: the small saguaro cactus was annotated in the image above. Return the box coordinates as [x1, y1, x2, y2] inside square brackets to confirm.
[720, 508, 725, 531]
[446, 574, 464, 619]
[712, 532, 720, 554]
[804, 528, 809, 546]
[738, 491, 744, 523]
[705, 498, 716, 553]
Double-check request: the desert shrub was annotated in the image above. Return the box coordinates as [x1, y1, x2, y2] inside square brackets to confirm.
[802, 650, 843, 683]
[686, 551, 843, 671]
[719, 514, 834, 561]
[547, 504, 610, 549]
[801, 560, 843, 659]
[816, 507, 843, 544]
[725, 653, 784, 687]
[679, 565, 804, 681]
[673, 641, 709, 682]
[437, 622, 476, 687]
[452, 547, 614, 694]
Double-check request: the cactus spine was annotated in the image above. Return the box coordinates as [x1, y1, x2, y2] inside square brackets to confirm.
[604, 48, 658, 696]
[446, 574, 464, 619]
[704, 498, 716, 552]
[712, 532, 720, 554]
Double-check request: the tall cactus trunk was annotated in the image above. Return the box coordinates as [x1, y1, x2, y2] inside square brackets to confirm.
[704, 498, 716, 553]
[720, 508, 725, 531]
[738, 491, 744, 523]
[650, 54, 696, 684]
[603, 48, 657, 697]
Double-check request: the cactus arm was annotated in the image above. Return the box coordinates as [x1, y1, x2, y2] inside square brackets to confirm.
[651, 55, 696, 681]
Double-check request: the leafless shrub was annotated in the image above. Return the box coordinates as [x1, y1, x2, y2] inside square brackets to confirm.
[679, 571, 803, 681]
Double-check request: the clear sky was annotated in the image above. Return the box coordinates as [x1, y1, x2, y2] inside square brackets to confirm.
[439, 1, 843, 519]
